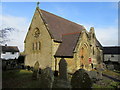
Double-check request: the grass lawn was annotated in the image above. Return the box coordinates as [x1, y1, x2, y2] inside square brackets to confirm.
[3, 69, 41, 88]
[102, 70, 120, 78]
[2, 69, 120, 88]
[93, 70, 120, 88]
[93, 77, 120, 88]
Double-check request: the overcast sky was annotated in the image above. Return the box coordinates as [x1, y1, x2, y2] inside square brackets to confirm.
[0, 2, 119, 52]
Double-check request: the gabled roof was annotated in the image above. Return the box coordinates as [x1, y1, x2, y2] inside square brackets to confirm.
[39, 9, 103, 57]
[55, 32, 81, 57]
[1, 46, 19, 52]
[24, 8, 102, 57]
[103, 46, 120, 54]
[40, 9, 85, 41]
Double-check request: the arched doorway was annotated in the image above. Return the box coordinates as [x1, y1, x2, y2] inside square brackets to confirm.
[79, 44, 89, 69]
[33, 61, 40, 71]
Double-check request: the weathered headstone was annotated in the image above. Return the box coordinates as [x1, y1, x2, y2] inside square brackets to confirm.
[96, 63, 103, 80]
[59, 58, 68, 81]
[40, 67, 54, 88]
[102, 63, 107, 70]
[27, 65, 31, 71]
[88, 70, 98, 82]
[96, 70, 103, 80]
[53, 58, 71, 88]
[32, 61, 39, 80]
[71, 69, 92, 88]
[107, 64, 114, 71]
[54, 70, 58, 77]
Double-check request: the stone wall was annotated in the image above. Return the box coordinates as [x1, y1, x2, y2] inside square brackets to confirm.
[55, 58, 76, 74]
[24, 8, 52, 69]
[24, 8, 103, 73]
[51, 41, 60, 71]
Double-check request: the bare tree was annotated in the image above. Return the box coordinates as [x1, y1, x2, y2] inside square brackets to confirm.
[0, 27, 15, 44]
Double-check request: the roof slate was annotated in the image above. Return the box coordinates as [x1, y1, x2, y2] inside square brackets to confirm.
[38, 9, 102, 57]
[1, 46, 19, 52]
[40, 9, 85, 41]
[55, 33, 81, 57]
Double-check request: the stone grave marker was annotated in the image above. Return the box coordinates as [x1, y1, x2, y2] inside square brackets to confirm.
[59, 58, 68, 81]
[107, 64, 114, 71]
[96, 63, 103, 80]
[53, 58, 71, 88]
[32, 61, 39, 80]
[71, 69, 92, 88]
[40, 67, 54, 88]
[88, 70, 98, 82]
[102, 63, 107, 70]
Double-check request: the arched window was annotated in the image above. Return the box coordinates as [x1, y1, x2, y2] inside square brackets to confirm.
[93, 47, 94, 55]
[38, 41, 41, 50]
[32, 42, 41, 51]
[36, 42, 37, 50]
[32, 43, 34, 50]
[34, 28, 40, 38]
[93, 34, 95, 38]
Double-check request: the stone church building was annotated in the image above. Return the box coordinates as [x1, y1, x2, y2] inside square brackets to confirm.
[24, 6, 103, 73]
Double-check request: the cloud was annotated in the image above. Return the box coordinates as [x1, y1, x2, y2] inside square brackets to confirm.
[0, 13, 118, 53]
[77, 22, 118, 46]
[0, 15, 28, 31]
[95, 27, 118, 46]
[0, 14, 29, 52]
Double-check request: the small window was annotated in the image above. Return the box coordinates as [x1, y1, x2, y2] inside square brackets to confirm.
[11, 52, 14, 54]
[93, 47, 94, 55]
[36, 42, 37, 50]
[3, 52, 6, 54]
[93, 34, 95, 38]
[34, 43, 36, 50]
[111, 54, 114, 57]
[38, 42, 41, 50]
[32, 43, 34, 50]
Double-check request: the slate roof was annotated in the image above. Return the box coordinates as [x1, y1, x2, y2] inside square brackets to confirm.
[21, 9, 102, 57]
[103, 46, 120, 54]
[1, 46, 19, 52]
[39, 9, 103, 57]
[40, 9, 85, 41]
[55, 32, 81, 58]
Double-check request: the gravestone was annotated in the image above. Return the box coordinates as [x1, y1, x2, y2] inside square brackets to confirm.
[53, 58, 71, 88]
[27, 66, 31, 71]
[59, 58, 68, 81]
[40, 67, 54, 88]
[96, 70, 103, 80]
[30, 67, 34, 71]
[32, 61, 39, 80]
[88, 70, 98, 82]
[96, 63, 103, 80]
[102, 63, 107, 70]
[54, 70, 58, 77]
[71, 69, 92, 88]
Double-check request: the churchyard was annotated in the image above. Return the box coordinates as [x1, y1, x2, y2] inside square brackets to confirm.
[2, 60, 120, 89]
